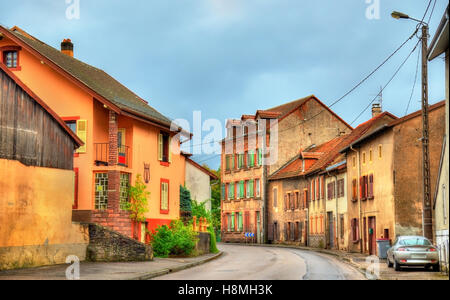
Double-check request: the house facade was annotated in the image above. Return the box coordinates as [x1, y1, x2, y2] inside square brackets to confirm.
[184, 156, 218, 211]
[428, 4, 449, 273]
[0, 63, 88, 270]
[342, 102, 445, 255]
[221, 96, 353, 244]
[0, 26, 189, 241]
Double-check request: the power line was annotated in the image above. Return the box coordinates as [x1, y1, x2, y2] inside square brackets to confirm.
[350, 39, 421, 125]
[405, 45, 421, 116]
[186, 28, 420, 149]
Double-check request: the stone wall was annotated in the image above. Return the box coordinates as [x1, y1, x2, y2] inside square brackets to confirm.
[86, 223, 153, 262]
[196, 232, 211, 255]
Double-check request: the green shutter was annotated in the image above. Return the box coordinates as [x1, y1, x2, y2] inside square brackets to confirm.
[258, 149, 262, 166]
[231, 212, 235, 231]
[221, 184, 225, 200]
[240, 181, 244, 198]
[239, 212, 243, 231]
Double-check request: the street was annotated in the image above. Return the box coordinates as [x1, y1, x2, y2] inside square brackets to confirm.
[154, 244, 366, 280]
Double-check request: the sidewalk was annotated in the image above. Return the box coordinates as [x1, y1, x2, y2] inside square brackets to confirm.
[0, 252, 223, 280]
[238, 243, 449, 280]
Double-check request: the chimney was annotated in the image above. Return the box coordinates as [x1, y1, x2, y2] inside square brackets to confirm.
[372, 103, 382, 118]
[61, 39, 74, 57]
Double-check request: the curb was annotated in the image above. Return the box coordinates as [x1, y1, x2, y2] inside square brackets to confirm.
[132, 252, 224, 280]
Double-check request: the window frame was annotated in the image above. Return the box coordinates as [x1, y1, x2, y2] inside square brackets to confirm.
[160, 178, 170, 214]
[1, 46, 22, 71]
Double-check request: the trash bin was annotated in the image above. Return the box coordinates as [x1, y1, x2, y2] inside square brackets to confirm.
[377, 238, 391, 259]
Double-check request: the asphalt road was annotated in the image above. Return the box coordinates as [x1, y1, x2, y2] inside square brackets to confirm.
[154, 244, 366, 280]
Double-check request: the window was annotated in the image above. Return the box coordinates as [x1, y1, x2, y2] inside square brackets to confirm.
[228, 183, 235, 200]
[119, 173, 130, 210]
[273, 188, 278, 207]
[295, 192, 299, 209]
[238, 212, 243, 232]
[362, 152, 366, 165]
[221, 184, 225, 201]
[231, 212, 235, 231]
[227, 214, 231, 232]
[352, 179, 358, 201]
[340, 214, 345, 239]
[369, 149, 373, 163]
[368, 174, 374, 199]
[65, 121, 77, 133]
[327, 181, 336, 200]
[351, 218, 360, 241]
[257, 148, 263, 166]
[303, 189, 308, 209]
[3, 51, 17, 68]
[284, 194, 288, 211]
[160, 179, 169, 213]
[378, 145, 382, 159]
[248, 150, 255, 167]
[360, 176, 368, 200]
[337, 179, 345, 197]
[158, 132, 171, 163]
[352, 156, 356, 168]
[95, 173, 108, 210]
[255, 179, 260, 197]
[290, 193, 294, 210]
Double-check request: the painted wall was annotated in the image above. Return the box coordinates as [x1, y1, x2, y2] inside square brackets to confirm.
[346, 130, 396, 254]
[185, 161, 212, 211]
[0, 37, 94, 210]
[0, 159, 88, 270]
[325, 171, 348, 251]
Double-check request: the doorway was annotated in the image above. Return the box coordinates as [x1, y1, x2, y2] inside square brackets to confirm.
[368, 217, 377, 255]
[327, 212, 334, 249]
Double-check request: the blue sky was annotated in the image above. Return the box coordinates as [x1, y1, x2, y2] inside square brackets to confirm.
[1, 0, 448, 169]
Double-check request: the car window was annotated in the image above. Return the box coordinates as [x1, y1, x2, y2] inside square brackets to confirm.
[399, 238, 431, 246]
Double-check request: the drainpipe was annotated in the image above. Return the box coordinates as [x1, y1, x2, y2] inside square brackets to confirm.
[350, 145, 363, 254]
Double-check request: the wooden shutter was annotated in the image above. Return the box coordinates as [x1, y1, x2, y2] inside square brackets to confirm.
[359, 177, 364, 199]
[76, 120, 87, 153]
[364, 176, 369, 199]
[284, 194, 288, 211]
[316, 178, 320, 200]
[158, 133, 163, 161]
[321, 176, 325, 199]
[268, 222, 274, 241]
[168, 136, 172, 163]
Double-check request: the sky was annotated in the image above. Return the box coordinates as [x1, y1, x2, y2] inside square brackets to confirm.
[1, 0, 448, 170]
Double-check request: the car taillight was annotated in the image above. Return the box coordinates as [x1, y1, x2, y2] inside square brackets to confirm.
[428, 248, 437, 252]
[398, 248, 408, 251]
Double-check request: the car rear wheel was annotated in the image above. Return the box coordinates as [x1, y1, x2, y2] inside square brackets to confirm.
[387, 257, 393, 268]
[394, 259, 401, 271]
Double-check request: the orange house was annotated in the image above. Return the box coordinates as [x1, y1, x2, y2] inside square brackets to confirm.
[0, 26, 190, 241]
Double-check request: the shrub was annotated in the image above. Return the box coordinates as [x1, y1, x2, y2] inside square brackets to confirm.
[208, 226, 219, 253]
[151, 220, 198, 258]
[191, 200, 219, 253]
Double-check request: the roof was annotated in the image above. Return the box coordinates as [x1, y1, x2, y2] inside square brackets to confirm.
[186, 158, 219, 180]
[341, 101, 445, 149]
[0, 25, 178, 131]
[269, 136, 346, 180]
[428, 5, 449, 61]
[0, 62, 83, 147]
[269, 111, 398, 181]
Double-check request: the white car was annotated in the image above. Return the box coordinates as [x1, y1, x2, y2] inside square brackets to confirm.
[386, 236, 440, 272]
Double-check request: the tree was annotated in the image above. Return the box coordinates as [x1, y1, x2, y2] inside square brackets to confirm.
[125, 174, 149, 240]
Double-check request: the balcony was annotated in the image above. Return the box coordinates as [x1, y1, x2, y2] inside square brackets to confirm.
[94, 143, 131, 168]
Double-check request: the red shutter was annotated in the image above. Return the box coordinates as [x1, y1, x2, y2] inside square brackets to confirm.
[369, 174, 374, 199]
[364, 176, 369, 199]
[359, 177, 364, 199]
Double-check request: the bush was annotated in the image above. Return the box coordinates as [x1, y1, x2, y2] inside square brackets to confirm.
[208, 226, 219, 253]
[151, 220, 198, 258]
[191, 200, 219, 254]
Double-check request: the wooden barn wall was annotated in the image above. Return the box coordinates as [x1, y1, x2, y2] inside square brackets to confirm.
[0, 69, 75, 170]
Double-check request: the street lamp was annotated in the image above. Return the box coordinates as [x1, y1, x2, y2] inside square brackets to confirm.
[391, 11, 433, 242]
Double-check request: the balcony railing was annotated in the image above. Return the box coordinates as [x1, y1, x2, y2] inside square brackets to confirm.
[94, 143, 131, 168]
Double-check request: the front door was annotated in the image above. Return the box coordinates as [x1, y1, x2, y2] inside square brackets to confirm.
[328, 212, 334, 249]
[368, 217, 377, 255]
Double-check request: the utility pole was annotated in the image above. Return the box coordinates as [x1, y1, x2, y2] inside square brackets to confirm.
[421, 24, 433, 242]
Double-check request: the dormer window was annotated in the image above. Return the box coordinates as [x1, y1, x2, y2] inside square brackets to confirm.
[1, 46, 21, 71]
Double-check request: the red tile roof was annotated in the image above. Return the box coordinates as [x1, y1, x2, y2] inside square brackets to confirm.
[269, 111, 398, 181]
